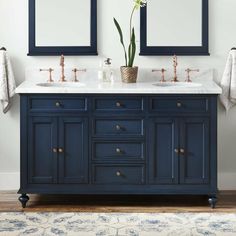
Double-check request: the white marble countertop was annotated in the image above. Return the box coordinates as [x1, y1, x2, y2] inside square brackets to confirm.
[16, 69, 222, 94]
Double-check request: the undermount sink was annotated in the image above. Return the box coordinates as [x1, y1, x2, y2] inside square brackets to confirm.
[153, 82, 202, 88]
[36, 82, 86, 88]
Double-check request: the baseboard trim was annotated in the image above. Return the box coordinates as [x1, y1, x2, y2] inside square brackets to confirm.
[0, 172, 235, 191]
[0, 172, 20, 190]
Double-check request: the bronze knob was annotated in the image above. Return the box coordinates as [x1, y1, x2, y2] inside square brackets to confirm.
[58, 148, 64, 153]
[180, 148, 185, 154]
[116, 102, 122, 107]
[55, 102, 61, 107]
[177, 102, 182, 108]
[52, 148, 58, 153]
[116, 171, 121, 176]
[116, 125, 121, 131]
[116, 148, 122, 153]
[174, 148, 179, 154]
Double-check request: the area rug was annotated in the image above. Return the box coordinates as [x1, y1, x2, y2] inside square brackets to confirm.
[0, 213, 236, 236]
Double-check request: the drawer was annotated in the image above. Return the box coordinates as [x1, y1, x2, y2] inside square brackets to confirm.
[93, 165, 145, 184]
[30, 97, 87, 112]
[93, 97, 143, 112]
[150, 97, 209, 113]
[93, 141, 145, 160]
[93, 119, 144, 136]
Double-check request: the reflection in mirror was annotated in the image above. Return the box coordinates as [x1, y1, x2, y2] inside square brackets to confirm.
[140, 0, 209, 55]
[36, 0, 90, 47]
[147, 0, 202, 47]
[29, 0, 97, 56]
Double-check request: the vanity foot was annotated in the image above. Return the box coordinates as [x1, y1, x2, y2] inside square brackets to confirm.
[208, 195, 217, 209]
[18, 194, 29, 208]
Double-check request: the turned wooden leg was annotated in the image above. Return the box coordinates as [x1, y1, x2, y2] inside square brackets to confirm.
[208, 195, 217, 209]
[18, 194, 29, 208]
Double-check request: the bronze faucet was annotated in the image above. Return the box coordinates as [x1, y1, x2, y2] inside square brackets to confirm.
[172, 55, 179, 82]
[59, 55, 66, 82]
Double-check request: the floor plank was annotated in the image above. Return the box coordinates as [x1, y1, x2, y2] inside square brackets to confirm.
[0, 191, 235, 213]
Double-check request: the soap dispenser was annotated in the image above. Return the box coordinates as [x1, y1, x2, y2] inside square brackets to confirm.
[103, 58, 114, 83]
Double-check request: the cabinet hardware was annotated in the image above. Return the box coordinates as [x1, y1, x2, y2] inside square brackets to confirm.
[116, 102, 122, 107]
[55, 102, 61, 107]
[52, 148, 58, 153]
[116, 148, 122, 153]
[180, 148, 185, 154]
[116, 171, 121, 176]
[58, 148, 64, 153]
[115, 125, 122, 131]
[177, 102, 182, 108]
[174, 148, 179, 154]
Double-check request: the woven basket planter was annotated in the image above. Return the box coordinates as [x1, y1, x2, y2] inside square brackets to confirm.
[120, 66, 138, 83]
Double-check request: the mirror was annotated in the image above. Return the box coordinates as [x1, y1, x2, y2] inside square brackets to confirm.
[140, 0, 209, 55]
[29, 0, 97, 56]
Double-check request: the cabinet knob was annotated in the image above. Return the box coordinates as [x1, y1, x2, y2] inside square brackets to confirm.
[116, 171, 121, 176]
[116, 125, 121, 131]
[174, 148, 179, 154]
[116, 102, 122, 107]
[58, 148, 64, 153]
[180, 148, 185, 154]
[52, 148, 58, 153]
[177, 102, 182, 108]
[116, 148, 122, 154]
[55, 102, 61, 107]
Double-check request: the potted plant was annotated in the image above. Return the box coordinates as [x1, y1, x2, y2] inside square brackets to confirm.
[114, 0, 147, 83]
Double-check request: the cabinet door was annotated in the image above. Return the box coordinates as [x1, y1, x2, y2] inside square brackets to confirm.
[180, 118, 210, 184]
[28, 117, 58, 184]
[58, 117, 88, 184]
[149, 118, 179, 184]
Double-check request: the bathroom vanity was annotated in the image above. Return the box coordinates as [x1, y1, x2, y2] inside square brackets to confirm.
[16, 72, 222, 208]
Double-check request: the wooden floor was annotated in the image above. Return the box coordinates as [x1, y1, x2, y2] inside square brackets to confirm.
[0, 191, 236, 213]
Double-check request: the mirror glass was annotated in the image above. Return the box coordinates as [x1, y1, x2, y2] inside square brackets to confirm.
[29, 0, 97, 56]
[35, 0, 90, 47]
[140, 0, 208, 55]
[147, 0, 202, 47]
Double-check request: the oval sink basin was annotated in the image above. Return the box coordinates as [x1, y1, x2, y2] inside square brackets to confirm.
[36, 82, 86, 88]
[153, 82, 202, 88]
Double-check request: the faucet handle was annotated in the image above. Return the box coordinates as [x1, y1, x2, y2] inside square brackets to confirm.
[72, 68, 87, 82]
[152, 68, 167, 82]
[185, 68, 200, 82]
[39, 68, 54, 82]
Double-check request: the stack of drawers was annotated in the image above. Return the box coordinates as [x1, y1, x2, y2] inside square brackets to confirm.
[91, 96, 146, 185]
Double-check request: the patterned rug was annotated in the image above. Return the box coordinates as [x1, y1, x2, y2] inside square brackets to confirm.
[0, 213, 236, 236]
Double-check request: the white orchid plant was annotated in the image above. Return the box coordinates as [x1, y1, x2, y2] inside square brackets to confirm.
[114, 0, 147, 67]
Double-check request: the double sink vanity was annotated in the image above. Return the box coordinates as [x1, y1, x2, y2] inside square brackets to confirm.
[16, 57, 222, 209]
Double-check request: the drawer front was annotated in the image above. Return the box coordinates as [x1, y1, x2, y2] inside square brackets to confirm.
[150, 97, 209, 113]
[93, 141, 145, 160]
[93, 119, 144, 136]
[93, 165, 145, 184]
[93, 97, 143, 112]
[30, 97, 87, 111]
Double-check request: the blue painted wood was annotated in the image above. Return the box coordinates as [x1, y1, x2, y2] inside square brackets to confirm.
[18, 94, 218, 208]
[140, 0, 209, 56]
[28, 0, 97, 56]
[92, 141, 145, 161]
[92, 164, 145, 185]
[179, 117, 210, 184]
[28, 116, 58, 184]
[149, 118, 179, 184]
[58, 117, 89, 184]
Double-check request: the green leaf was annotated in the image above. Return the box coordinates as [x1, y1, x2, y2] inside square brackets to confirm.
[113, 18, 128, 67]
[128, 28, 136, 67]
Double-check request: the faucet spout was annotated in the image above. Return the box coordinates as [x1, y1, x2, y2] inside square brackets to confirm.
[59, 55, 66, 82]
[172, 55, 179, 82]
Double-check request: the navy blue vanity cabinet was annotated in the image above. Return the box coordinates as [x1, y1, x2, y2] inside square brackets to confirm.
[18, 94, 218, 209]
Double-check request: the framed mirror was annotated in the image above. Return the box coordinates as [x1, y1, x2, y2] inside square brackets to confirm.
[140, 0, 209, 56]
[28, 0, 97, 56]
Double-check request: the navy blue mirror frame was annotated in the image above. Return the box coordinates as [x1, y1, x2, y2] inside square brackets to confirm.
[140, 0, 209, 56]
[28, 0, 97, 56]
